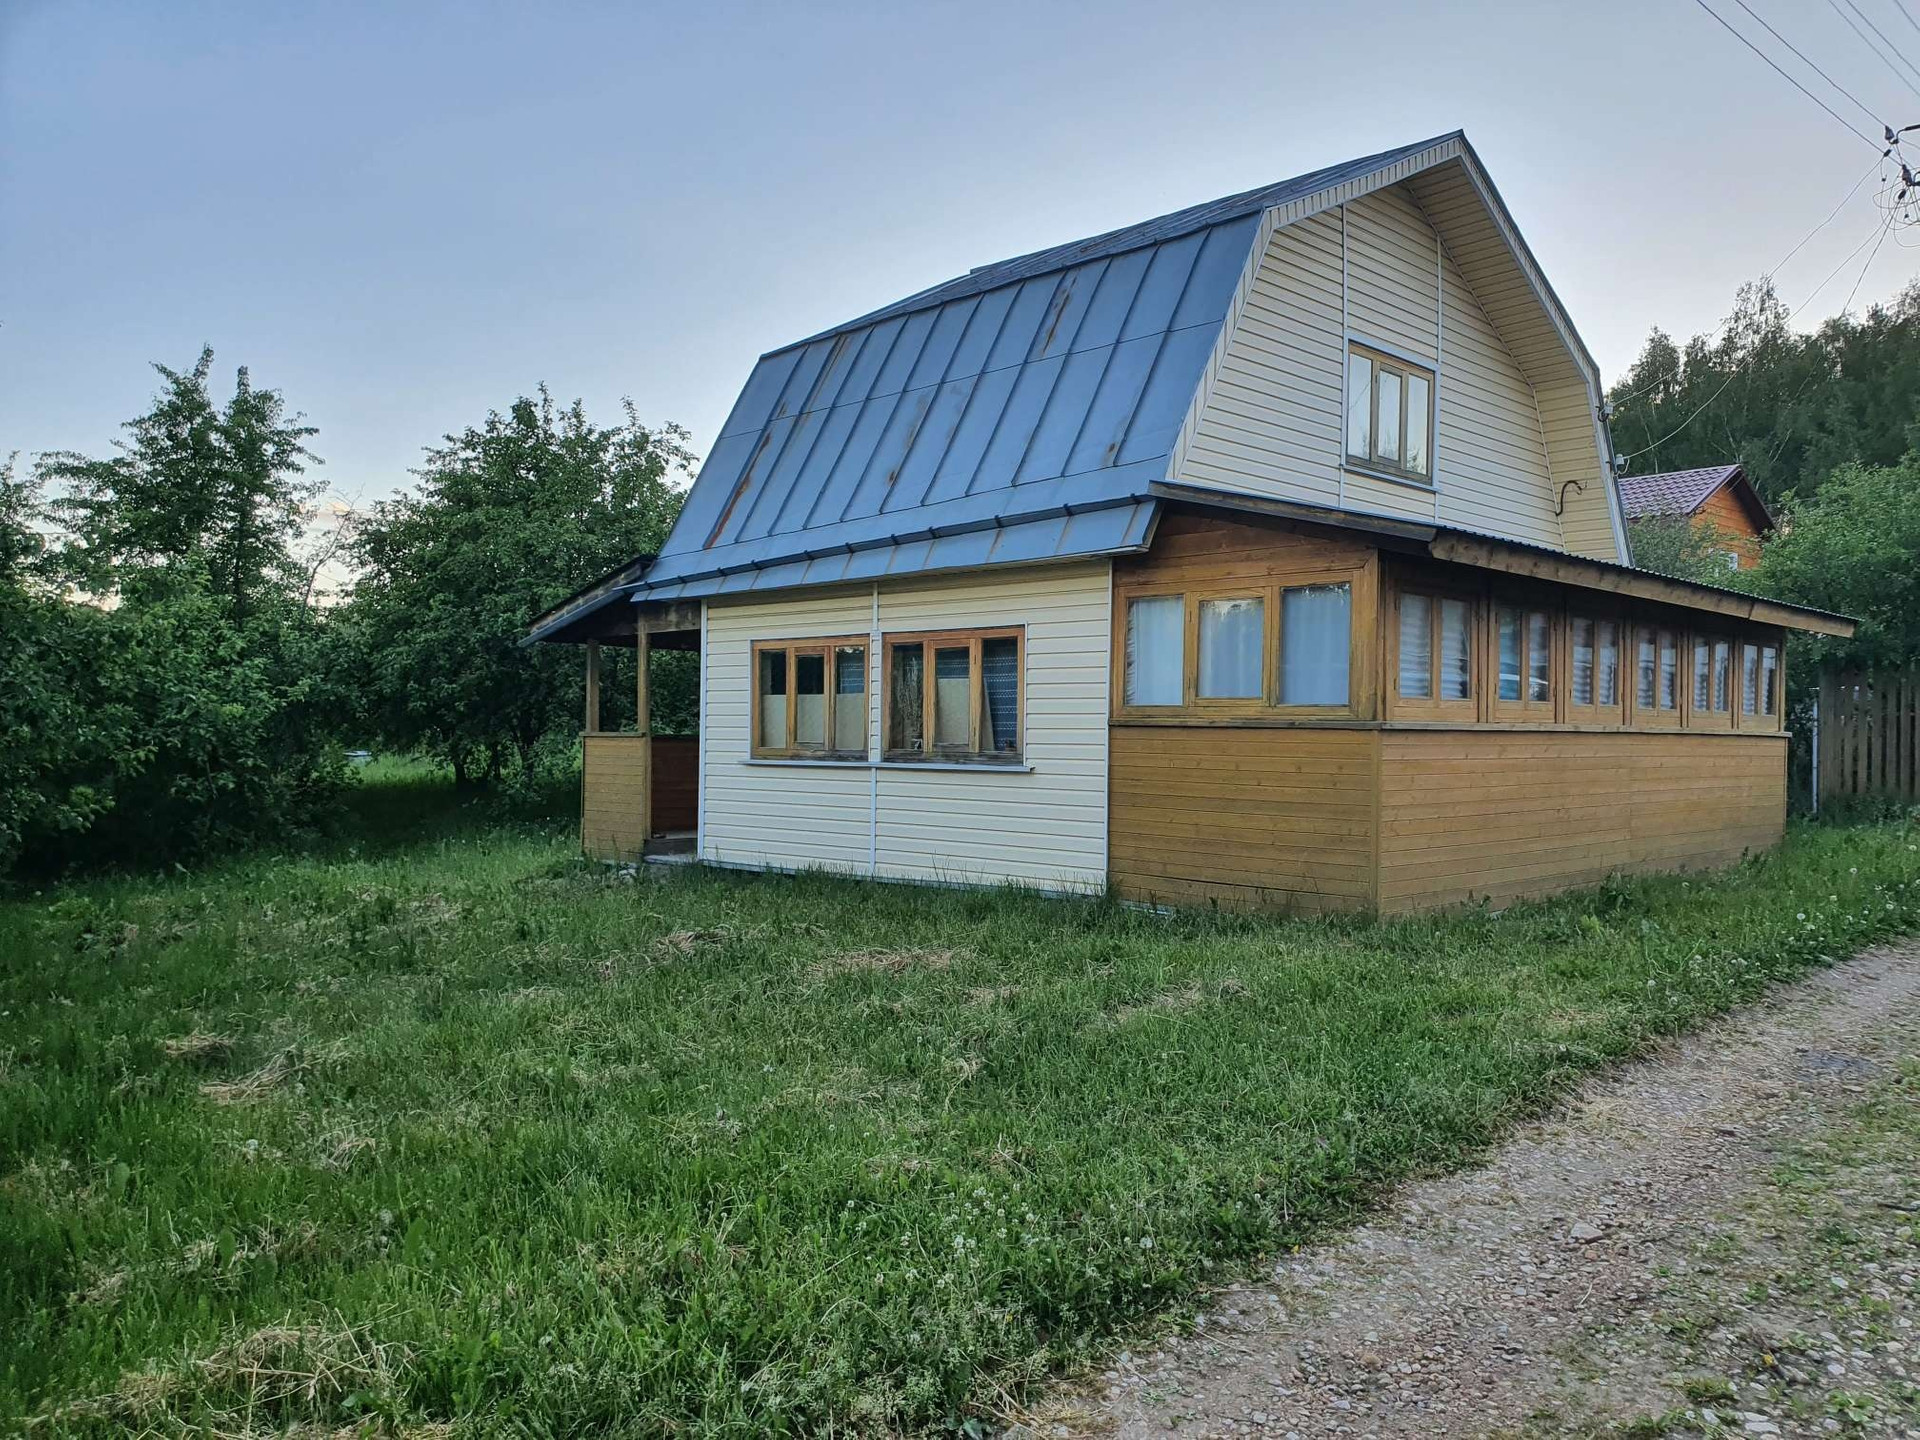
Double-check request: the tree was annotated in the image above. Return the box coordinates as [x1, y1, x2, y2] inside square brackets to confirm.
[38, 346, 321, 621]
[4, 355, 345, 876]
[343, 390, 692, 785]
[1624, 514, 1746, 585]
[1608, 278, 1920, 508]
[1748, 454, 1920, 674]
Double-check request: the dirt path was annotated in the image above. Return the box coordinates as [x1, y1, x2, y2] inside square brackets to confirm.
[1049, 944, 1920, 1440]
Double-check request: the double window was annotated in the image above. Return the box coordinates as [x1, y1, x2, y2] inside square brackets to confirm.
[753, 638, 870, 758]
[1121, 582, 1354, 713]
[1346, 343, 1434, 483]
[1394, 590, 1474, 712]
[1494, 604, 1555, 712]
[1568, 616, 1623, 714]
[1635, 626, 1681, 722]
[1691, 636, 1734, 719]
[883, 629, 1022, 761]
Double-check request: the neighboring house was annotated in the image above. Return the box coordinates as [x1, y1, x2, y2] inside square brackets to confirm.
[1618, 464, 1773, 571]
[528, 132, 1850, 913]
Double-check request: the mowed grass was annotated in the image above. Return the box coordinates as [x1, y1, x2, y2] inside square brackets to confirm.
[4, 770, 1920, 1435]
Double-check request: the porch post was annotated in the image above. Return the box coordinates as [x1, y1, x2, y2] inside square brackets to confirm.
[585, 640, 601, 734]
[636, 622, 652, 737]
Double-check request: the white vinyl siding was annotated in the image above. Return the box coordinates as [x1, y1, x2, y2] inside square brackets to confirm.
[1176, 181, 1571, 552]
[700, 562, 1110, 891]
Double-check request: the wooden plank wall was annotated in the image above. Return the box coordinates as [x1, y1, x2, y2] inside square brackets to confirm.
[1819, 670, 1920, 803]
[1377, 731, 1785, 911]
[650, 736, 698, 834]
[582, 734, 649, 861]
[1694, 486, 1762, 568]
[1109, 727, 1378, 912]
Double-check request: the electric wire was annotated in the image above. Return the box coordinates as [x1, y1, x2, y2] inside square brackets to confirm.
[1826, 0, 1920, 105]
[1690, 0, 1884, 147]
[1729, 0, 1896, 127]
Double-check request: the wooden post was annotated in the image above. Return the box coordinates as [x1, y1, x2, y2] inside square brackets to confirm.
[636, 624, 651, 738]
[1818, 670, 1837, 809]
[585, 640, 601, 734]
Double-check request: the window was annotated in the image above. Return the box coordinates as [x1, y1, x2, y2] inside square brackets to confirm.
[1117, 580, 1353, 713]
[1692, 638, 1712, 712]
[1280, 583, 1351, 705]
[1124, 595, 1183, 706]
[1198, 597, 1264, 699]
[1569, 617, 1620, 710]
[1495, 604, 1554, 711]
[1633, 625, 1679, 722]
[753, 638, 868, 758]
[1346, 343, 1434, 483]
[1712, 640, 1731, 713]
[1760, 645, 1779, 718]
[1742, 643, 1760, 717]
[1395, 589, 1474, 710]
[883, 629, 1022, 761]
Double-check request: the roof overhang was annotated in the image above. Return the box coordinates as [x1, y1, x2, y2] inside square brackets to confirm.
[1156, 485, 1853, 637]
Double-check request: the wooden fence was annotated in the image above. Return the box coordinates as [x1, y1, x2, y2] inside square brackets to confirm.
[1818, 670, 1920, 804]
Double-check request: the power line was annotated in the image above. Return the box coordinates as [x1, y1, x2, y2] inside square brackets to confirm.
[1842, 0, 1920, 93]
[1729, 0, 1894, 127]
[1841, 201, 1901, 310]
[1826, 0, 1920, 105]
[1690, 0, 1884, 148]
[1618, 207, 1896, 460]
[1608, 153, 1886, 407]
[1896, 0, 1920, 44]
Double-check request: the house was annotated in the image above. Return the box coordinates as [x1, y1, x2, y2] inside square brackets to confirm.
[1618, 464, 1773, 570]
[527, 132, 1852, 913]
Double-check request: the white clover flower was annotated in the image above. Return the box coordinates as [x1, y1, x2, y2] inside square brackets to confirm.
[1140, 1235, 1154, 1250]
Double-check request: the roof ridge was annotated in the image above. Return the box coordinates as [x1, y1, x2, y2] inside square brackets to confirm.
[770, 130, 1465, 356]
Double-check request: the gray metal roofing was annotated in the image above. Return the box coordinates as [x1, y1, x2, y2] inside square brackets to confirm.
[1615, 465, 1742, 519]
[623, 135, 1464, 605]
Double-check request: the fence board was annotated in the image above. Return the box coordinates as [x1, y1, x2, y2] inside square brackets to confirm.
[1819, 669, 1920, 806]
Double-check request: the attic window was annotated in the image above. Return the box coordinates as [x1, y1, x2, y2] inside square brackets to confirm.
[1346, 343, 1433, 483]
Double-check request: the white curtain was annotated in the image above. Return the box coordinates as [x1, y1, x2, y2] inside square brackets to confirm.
[1440, 599, 1471, 700]
[1126, 596, 1183, 705]
[1571, 617, 1595, 705]
[1199, 597, 1263, 698]
[1398, 593, 1432, 699]
[1281, 584, 1350, 705]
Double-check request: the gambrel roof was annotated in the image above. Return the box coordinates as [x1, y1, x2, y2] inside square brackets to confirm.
[528, 131, 1628, 642]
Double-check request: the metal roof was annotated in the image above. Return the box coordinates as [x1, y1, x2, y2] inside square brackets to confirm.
[1616, 464, 1745, 519]
[608, 136, 1466, 608]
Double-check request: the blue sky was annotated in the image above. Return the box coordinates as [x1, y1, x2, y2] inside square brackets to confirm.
[5, 0, 1919, 510]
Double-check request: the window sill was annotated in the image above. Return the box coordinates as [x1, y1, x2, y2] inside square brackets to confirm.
[1343, 462, 1434, 493]
[740, 758, 1035, 773]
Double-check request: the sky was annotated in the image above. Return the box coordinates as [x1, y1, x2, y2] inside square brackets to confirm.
[6, 0, 1920, 513]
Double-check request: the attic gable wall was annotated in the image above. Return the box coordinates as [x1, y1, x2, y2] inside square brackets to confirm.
[1173, 182, 1567, 550]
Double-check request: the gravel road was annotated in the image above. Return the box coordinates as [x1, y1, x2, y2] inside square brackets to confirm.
[1047, 942, 1920, 1439]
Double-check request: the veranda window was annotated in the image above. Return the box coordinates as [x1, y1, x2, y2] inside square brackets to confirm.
[1494, 603, 1555, 714]
[883, 629, 1022, 761]
[1346, 343, 1434, 483]
[1116, 582, 1353, 713]
[753, 638, 869, 758]
[1569, 616, 1621, 712]
[1394, 589, 1474, 711]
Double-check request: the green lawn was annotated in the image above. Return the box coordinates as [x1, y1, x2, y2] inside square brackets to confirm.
[4, 769, 1919, 1435]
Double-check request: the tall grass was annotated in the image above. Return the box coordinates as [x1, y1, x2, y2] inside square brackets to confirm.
[2, 772, 1917, 1434]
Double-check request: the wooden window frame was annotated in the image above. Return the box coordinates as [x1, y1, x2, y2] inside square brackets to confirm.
[1489, 598, 1559, 722]
[1685, 631, 1737, 730]
[1565, 610, 1627, 724]
[1736, 635, 1787, 732]
[1345, 341, 1435, 486]
[1388, 581, 1478, 720]
[1112, 570, 1365, 721]
[1629, 622, 1683, 729]
[750, 635, 869, 760]
[880, 627, 1025, 763]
